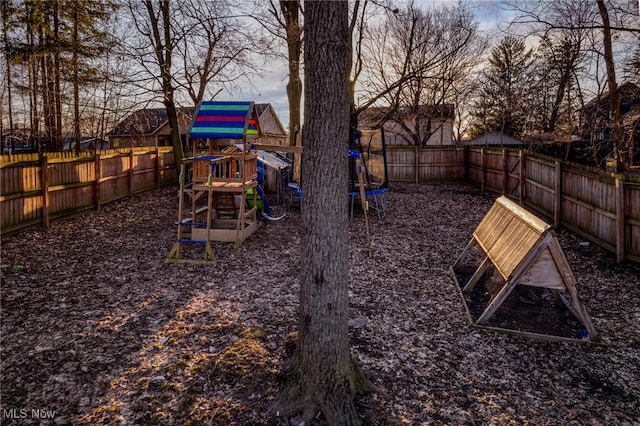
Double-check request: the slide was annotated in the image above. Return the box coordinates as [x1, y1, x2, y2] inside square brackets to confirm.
[254, 185, 285, 221]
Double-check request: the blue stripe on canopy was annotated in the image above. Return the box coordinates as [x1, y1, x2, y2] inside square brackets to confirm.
[189, 101, 254, 139]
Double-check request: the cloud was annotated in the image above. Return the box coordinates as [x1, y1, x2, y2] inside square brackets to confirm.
[222, 67, 294, 128]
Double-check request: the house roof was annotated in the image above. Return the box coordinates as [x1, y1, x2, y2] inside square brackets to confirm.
[109, 103, 286, 138]
[623, 105, 640, 128]
[581, 81, 640, 113]
[62, 137, 110, 151]
[255, 103, 287, 137]
[255, 103, 270, 117]
[108, 107, 194, 136]
[359, 104, 455, 127]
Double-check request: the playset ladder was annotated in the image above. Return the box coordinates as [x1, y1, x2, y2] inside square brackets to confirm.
[166, 162, 217, 264]
[215, 193, 237, 219]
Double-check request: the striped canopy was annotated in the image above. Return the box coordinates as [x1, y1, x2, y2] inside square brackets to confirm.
[189, 101, 258, 139]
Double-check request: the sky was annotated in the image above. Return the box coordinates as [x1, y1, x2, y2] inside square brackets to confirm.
[220, 1, 516, 130]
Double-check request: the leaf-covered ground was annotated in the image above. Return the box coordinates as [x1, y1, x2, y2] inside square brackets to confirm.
[1, 183, 639, 425]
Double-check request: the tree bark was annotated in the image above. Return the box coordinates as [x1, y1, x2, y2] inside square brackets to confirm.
[143, 0, 183, 165]
[40, 27, 55, 151]
[547, 43, 580, 133]
[2, 1, 14, 148]
[73, 2, 81, 154]
[53, 0, 62, 151]
[280, 1, 302, 147]
[347, 0, 361, 130]
[597, 0, 625, 171]
[27, 4, 40, 150]
[273, 1, 369, 424]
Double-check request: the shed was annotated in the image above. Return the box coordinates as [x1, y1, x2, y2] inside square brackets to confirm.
[232, 143, 291, 193]
[465, 131, 525, 147]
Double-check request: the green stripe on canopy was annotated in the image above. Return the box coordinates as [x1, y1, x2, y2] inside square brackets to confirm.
[191, 127, 245, 135]
[199, 104, 252, 111]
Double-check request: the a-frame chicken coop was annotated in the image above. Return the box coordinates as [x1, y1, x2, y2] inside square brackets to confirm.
[451, 196, 601, 343]
[167, 101, 261, 264]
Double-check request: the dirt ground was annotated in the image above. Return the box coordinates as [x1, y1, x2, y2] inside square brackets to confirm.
[1, 182, 639, 425]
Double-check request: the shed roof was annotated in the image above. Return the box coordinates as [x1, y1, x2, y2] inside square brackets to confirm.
[465, 131, 524, 146]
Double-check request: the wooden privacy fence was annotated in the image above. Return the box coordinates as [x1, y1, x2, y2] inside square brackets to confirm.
[386, 145, 467, 183]
[388, 145, 640, 264]
[1, 147, 177, 234]
[3, 145, 639, 264]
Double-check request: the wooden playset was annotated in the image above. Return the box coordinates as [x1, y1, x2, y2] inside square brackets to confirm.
[451, 196, 600, 343]
[167, 101, 261, 264]
[166, 102, 390, 264]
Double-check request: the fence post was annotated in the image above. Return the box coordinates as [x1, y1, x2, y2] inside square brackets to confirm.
[463, 145, 469, 182]
[414, 145, 419, 184]
[615, 177, 625, 263]
[502, 149, 508, 195]
[155, 148, 160, 189]
[41, 154, 49, 228]
[94, 153, 101, 211]
[129, 149, 134, 196]
[519, 150, 526, 205]
[554, 161, 562, 228]
[480, 148, 485, 193]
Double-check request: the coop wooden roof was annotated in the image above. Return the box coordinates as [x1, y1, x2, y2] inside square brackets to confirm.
[473, 196, 551, 280]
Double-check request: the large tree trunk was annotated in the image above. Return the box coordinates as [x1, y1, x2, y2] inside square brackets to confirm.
[159, 0, 182, 165]
[273, 1, 369, 424]
[52, 0, 62, 151]
[597, 0, 625, 171]
[41, 50, 55, 151]
[26, 4, 40, 150]
[347, 0, 363, 130]
[281, 1, 302, 147]
[73, 2, 81, 154]
[164, 94, 182, 163]
[547, 50, 577, 133]
[143, 0, 182, 166]
[2, 1, 14, 149]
